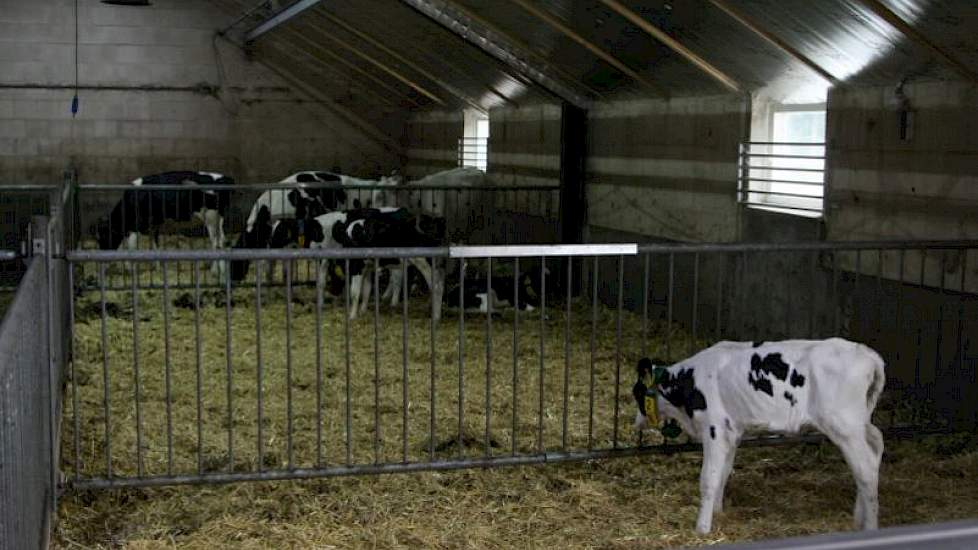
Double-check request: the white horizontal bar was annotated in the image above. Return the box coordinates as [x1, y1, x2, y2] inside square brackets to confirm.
[449, 244, 637, 258]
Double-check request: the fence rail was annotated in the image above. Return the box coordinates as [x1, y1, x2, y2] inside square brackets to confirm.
[61, 241, 977, 490]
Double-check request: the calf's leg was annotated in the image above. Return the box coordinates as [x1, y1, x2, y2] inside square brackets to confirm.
[821, 419, 881, 530]
[696, 437, 731, 534]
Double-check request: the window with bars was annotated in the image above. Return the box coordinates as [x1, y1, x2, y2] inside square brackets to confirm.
[739, 108, 826, 217]
[459, 115, 489, 172]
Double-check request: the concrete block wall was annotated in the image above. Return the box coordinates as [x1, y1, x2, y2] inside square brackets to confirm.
[826, 80, 978, 293]
[402, 110, 462, 178]
[0, 0, 400, 232]
[586, 94, 747, 243]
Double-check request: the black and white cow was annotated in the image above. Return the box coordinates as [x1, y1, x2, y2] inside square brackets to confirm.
[93, 171, 234, 277]
[633, 338, 886, 534]
[318, 207, 445, 321]
[229, 201, 325, 282]
[242, 171, 346, 235]
[445, 269, 548, 313]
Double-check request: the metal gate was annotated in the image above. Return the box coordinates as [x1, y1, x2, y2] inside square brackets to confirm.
[60, 240, 977, 490]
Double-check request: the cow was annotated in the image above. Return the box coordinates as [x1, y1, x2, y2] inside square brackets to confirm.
[229, 200, 325, 282]
[632, 338, 886, 535]
[242, 171, 346, 235]
[322, 207, 445, 321]
[444, 266, 549, 313]
[92, 171, 234, 278]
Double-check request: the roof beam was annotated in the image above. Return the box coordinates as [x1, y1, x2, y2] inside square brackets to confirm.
[598, 0, 741, 93]
[440, 0, 606, 101]
[856, 0, 978, 83]
[706, 0, 839, 86]
[245, 0, 322, 42]
[316, 9, 493, 112]
[398, 0, 591, 109]
[507, 0, 667, 97]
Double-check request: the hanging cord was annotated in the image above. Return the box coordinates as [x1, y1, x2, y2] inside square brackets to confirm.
[71, 0, 79, 117]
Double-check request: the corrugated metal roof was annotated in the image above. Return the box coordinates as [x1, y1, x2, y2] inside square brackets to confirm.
[216, 0, 978, 112]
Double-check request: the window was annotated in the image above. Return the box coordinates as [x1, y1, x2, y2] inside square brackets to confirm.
[740, 104, 826, 217]
[459, 110, 489, 172]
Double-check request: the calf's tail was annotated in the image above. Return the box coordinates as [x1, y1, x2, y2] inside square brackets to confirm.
[864, 346, 886, 414]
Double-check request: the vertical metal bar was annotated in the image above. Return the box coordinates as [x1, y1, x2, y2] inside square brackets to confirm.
[537, 257, 547, 454]
[429, 256, 436, 461]
[916, 251, 926, 391]
[315, 260, 324, 468]
[255, 263, 265, 472]
[666, 253, 674, 360]
[373, 259, 380, 464]
[68, 263, 81, 479]
[285, 262, 295, 469]
[345, 259, 352, 465]
[562, 256, 571, 451]
[958, 250, 968, 416]
[717, 254, 725, 340]
[936, 253, 947, 400]
[194, 262, 203, 474]
[130, 263, 144, 477]
[690, 253, 699, 355]
[642, 253, 650, 358]
[485, 257, 493, 457]
[833, 252, 840, 334]
[613, 255, 624, 449]
[162, 262, 174, 475]
[588, 256, 598, 451]
[876, 249, 884, 346]
[512, 257, 519, 456]
[897, 249, 906, 345]
[225, 257, 234, 473]
[458, 258, 465, 458]
[855, 250, 862, 339]
[809, 250, 817, 338]
[402, 257, 409, 463]
[99, 263, 113, 478]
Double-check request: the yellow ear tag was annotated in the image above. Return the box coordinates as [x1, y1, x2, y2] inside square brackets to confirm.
[645, 395, 660, 427]
[298, 235, 306, 248]
[334, 265, 344, 277]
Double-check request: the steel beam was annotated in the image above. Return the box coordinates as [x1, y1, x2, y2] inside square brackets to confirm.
[398, 0, 591, 109]
[598, 0, 741, 93]
[508, 0, 667, 97]
[707, 0, 839, 86]
[245, 0, 322, 42]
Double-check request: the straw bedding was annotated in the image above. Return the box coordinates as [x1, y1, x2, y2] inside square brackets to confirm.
[55, 262, 978, 549]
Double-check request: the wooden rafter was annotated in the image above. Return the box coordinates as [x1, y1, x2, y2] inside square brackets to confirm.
[857, 0, 978, 83]
[316, 9, 497, 111]
[441, 0, 605, 100]
[707, 0, 839, 85]
[508, 0, 667, 97]
[598, 0, 740, 93]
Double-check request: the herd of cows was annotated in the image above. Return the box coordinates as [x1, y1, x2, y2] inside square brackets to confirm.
[88, 168, 540, 321]
[85, 170, 890, 535]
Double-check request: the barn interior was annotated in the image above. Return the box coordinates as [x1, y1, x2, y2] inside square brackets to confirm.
[2, 0, 978, 548]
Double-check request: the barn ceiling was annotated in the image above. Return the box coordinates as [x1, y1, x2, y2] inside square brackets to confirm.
[214, 0, 978, 112]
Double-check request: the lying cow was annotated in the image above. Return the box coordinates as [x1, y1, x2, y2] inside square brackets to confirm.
[633, 338, 886, 534]
[444, 267, 548, 313]
[92, 171, 234, 278]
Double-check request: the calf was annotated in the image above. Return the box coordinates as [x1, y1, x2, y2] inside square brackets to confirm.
[230, 201, 325, 282]
[242, 171, 345, 235]
[93, 171, 234, 278]
[633, 338, 886, 534]
[326, 207, 445, 321]
[445, 269, 547, 313]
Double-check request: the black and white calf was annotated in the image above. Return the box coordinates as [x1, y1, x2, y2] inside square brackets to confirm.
[242, 171, 346, 233]
[445, 269, 548, 313]
[633, 339, 886, 534]
[321, 207, 445, 321]
[93, 171, 234, 277]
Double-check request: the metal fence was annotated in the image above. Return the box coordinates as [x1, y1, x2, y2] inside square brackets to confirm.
[0, 216, 71, 550]
[60, 240, 977, 490]
[70, 181, 563, 291]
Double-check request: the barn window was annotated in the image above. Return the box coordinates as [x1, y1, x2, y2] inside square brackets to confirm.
[459, 110, 489, 172]
[740, 103, 826, 218]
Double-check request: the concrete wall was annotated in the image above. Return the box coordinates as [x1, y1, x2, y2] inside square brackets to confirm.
[0, 0, 399, 187]
[826, 80, 978, 293]
[586, 94, 747, 243]
[402, 110, 462, 178]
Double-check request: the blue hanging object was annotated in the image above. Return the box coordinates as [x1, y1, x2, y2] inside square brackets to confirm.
[71, 94, 79, 117]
